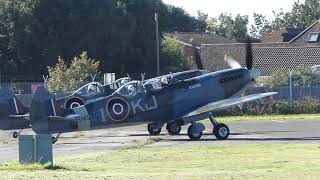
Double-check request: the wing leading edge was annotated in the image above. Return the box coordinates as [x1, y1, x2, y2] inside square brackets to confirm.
[184, 92, 278, 118]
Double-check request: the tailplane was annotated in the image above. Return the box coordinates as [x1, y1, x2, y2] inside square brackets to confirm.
[0, 87, 28, 117]
[0, 87, 30, 130]
[30, 86, 63, 121]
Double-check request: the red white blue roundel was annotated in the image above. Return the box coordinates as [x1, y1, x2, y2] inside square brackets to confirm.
[65, 97, 85, 109]
[106, 97, 130, 122]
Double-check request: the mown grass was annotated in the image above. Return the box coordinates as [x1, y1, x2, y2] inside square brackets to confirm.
[1, 144, 320, 179]
[205, 113, 320, 123]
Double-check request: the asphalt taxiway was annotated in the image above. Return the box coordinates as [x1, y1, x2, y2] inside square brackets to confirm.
[0, 119, 320, 162]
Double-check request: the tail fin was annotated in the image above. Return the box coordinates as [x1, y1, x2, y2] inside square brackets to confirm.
[30, 86, 63, 121]
[0, 87, 28, 117]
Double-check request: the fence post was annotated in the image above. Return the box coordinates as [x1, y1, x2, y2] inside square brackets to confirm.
[289, 70, 293, 109]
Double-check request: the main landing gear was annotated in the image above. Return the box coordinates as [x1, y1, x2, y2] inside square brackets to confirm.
[187, 122, 205, 140]
[209, 113, 230, 140]
[52, 133, 61, 144]
[13, 129, 23, 138]
[148, 123, 162, 135]
[148, 122, 182, 136]
[187, 113, 230, 140]
[166, 122, 181, 135]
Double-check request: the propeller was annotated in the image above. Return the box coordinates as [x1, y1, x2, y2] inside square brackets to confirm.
[245, 36, 253, 70]
[192, 46, 204, 70]
[224, 54, 242, 69]
[225, 35, 254, 71]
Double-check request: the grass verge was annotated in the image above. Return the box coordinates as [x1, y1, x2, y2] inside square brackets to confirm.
[201, 113, 320, 123]
[1, 144, 320, 179]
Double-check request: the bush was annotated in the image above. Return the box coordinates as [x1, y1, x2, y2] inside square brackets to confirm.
[262, 66, 320, 88]
[213, 97, 320, 116]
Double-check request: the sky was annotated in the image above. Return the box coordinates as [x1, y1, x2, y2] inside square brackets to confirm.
[162, 0, 303, 24]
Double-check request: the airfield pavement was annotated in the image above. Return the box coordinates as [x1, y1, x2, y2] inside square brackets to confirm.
[0, 119, 320, 162]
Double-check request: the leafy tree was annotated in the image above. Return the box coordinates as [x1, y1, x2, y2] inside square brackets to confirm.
[214, 13, 249, 39]
[252, 0, 320, 36]
[0, 0, 206, 78]
[47, 51, 100, 92]
[160, 38, 190, 73]
[250, 13, 272, 38]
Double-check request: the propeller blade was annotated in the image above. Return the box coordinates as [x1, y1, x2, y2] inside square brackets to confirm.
[245, 36, 253, 70]
[224, 54, 242, 69]
[193, 46, 204, 70]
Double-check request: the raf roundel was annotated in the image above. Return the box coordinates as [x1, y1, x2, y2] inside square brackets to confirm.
[106, 97, 130, 122]
[65, 97, 85, 109]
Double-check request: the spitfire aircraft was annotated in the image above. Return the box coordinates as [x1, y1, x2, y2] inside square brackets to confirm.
[0, 39, 277, 142]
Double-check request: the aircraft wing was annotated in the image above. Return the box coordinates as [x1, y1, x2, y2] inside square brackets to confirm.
[8, 113, 29, 119]
[184, 92, 278, 118]
[48, 114, 82, 122]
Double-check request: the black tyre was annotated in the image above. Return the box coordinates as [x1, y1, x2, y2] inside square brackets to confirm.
[213, 123, 230, 140]
[166, 122, 181, 135]
[148, 124, 161, 135]
[13, 132, 18, 138]
[187, 124, 202, 140]
[52, 136, 58, 144]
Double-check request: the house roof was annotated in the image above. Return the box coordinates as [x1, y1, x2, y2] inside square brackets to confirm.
[164, 32, 236, 47]
[289, 20, 320, 43]
[261, 29, 287, 42]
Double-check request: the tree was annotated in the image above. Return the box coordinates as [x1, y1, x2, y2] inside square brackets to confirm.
[47, 51, 100, 92]
[250, 13, 272, 38]
[0, 0, 206, 78]
[160, 38, 190, 73]
[214, 13, 249, 40]
[252, 0, 320, 36]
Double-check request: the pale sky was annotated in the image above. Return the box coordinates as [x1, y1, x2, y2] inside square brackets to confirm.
[162, 0, 303, 24]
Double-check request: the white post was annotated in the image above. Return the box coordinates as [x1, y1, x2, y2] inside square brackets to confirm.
[289, 70, 293, 106]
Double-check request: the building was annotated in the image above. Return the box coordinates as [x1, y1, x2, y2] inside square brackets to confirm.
[200, 20, 320, 76]
[164, 32, 237, 69]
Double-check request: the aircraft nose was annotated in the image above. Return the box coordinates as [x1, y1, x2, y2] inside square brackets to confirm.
[248, 69, 261, 80]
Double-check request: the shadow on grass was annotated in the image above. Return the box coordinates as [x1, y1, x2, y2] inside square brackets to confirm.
[0, 162, 69, 171]
[44, 165, 69, 170]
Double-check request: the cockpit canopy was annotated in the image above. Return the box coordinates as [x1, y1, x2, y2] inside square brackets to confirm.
[115, 77, 170, 97]
[115, 81, 145, 96]
[73, 82, 103, 96]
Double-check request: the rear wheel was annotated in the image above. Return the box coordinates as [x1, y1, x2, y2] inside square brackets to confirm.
[148, 124, 161, 135]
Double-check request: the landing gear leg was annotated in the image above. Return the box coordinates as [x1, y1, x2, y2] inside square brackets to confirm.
[13, 129, 23, 138]
[209, 113, 230, 140]
[52, 133, 61, 144]
[166, 122, 181, 135]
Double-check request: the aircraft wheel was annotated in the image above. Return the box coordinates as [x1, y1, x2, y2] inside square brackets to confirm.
[52, 137, 58, 144]
[166, 122, 181, 135]
[13, 132, 18, 139]
[148, 124, 161, 135]
[187, 124, 203, 140]
[213, 123, 230, 140]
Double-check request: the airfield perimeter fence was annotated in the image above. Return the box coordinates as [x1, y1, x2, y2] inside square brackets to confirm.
[3, 73, 320, 110]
